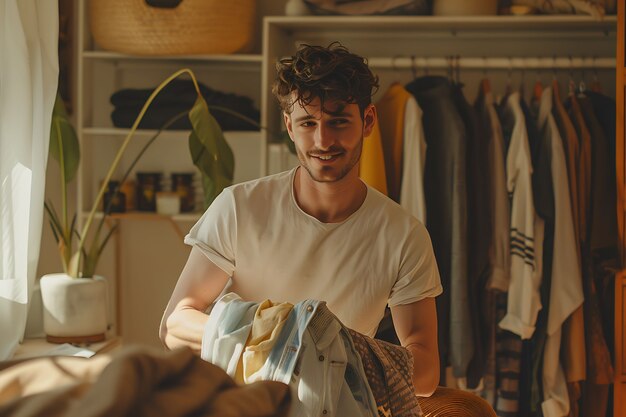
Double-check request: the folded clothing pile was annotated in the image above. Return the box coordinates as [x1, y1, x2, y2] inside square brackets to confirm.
[298, 0, 430, 15]
[110, 79, 260, 131]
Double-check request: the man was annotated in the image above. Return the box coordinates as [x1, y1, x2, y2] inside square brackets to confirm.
[160, 43, 442, 397]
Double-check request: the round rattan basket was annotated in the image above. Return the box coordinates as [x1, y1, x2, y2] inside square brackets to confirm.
[89, 0, 256, 55]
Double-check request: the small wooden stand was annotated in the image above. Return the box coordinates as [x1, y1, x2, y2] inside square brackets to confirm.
[46, 333, 105, 344]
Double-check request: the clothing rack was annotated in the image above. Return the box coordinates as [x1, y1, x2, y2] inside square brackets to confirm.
[367, 56, 615, 70]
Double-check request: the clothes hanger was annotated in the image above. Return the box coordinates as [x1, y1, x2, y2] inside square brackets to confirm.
[551, 54, 561, 98]
[454, 55, 462, 85]
[502, 56, 513, 102]
[519, 66, 526, 100]
[577, 67, 587, 98]
[389, 54, 402, 86]
[480, 56, 491, 95]
[590, 55, 602, 93]
[567, 55, 577, 97]
[410, 55, 418, 81]
[446, 55, 453, 83]
[533, 66, 543, 102]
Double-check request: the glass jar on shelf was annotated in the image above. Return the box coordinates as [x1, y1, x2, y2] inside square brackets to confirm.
[136, 172, 162, 212]
[102, 180, 126, 213]
[171, 172, 195, 213]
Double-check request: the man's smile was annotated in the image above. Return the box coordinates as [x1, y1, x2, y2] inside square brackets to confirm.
[309, 152, 343, 162]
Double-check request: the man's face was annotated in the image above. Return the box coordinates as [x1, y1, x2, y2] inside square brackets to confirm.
[284, 96, 375, 183]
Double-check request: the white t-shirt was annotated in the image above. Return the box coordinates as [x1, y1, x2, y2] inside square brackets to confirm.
[185, 168, 442, 337]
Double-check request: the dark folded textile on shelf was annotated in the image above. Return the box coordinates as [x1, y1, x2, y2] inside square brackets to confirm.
[302, 0, 429, 15]
[110, 79, 260, 131]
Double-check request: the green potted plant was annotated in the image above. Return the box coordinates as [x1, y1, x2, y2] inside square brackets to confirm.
[40, 69, 234, 343]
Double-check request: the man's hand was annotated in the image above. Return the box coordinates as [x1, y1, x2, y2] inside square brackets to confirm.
[390, 298, 440, 397]
[159, 247, 230, 352]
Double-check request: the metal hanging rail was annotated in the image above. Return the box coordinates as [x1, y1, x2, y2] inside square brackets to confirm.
[366, 56, 615, 70]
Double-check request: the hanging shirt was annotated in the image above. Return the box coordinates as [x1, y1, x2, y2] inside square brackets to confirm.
[376, 83, 413, 202]
[399, 96, 427, 223]
[360, 121, 388, 195]
[580, 93, 618, 252]
[405, 75, 469, 381]
[566, 95, 591, 246]
[552, 81, 582, 255]
[536, 86, 585, 417]
[551, 83, 586, 398]
[490, 91, 542, 417]
[528, 89, 556, 417]
[481, 90, 510, 292]
[498, 92, 544, 340]
[566, 94, 614, 417]
[453, 81, 490, 390]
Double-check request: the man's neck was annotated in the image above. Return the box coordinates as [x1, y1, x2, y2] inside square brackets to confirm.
[292, 166, 367, 223]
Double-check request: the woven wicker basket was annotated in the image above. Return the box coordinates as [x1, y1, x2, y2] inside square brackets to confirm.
[89, 0, 256, 55]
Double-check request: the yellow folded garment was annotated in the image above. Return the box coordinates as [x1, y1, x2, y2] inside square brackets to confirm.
[241, 299, 294, 384]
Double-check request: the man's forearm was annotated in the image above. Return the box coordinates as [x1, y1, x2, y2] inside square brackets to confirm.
[160, 307, 209, 353]
[405, 342, 440, 397]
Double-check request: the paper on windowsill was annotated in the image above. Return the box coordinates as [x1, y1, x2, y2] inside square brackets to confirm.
[41, 343, 96, 358]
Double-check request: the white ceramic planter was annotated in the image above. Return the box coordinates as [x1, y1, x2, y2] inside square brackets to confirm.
[40, 273, 108, 343]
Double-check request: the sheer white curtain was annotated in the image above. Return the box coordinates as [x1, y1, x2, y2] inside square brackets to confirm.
[0, 0, 59, 359]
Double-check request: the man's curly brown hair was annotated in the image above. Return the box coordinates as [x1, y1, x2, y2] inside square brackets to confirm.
[272, 42, 379, 118]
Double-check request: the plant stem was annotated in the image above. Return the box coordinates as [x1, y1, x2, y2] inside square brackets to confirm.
[118, 112, 189, 185]
[55, 121, 71, 272]
[103, 111, 188, 215]
[89, 111, 188, 256]
[206, 105, 284, 139]
[74, 68, 201, 276]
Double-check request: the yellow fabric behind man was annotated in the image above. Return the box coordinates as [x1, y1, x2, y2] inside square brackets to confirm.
[376, 83, 412, 202]
[360, 120, 388, 195]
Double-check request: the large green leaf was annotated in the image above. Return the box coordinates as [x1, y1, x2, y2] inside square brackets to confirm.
[188, 96, 234, 207]
[49, 95, 80, 183]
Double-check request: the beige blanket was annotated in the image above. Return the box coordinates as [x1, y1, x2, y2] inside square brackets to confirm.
[0, 346, 291, 417]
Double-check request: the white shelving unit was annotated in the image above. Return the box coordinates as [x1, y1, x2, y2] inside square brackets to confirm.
[76, 36, 267, 222]
[73, 0, 296, 343]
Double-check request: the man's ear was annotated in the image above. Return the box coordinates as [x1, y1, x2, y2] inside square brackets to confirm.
[283, 112, 295, 142]
[362, 104, 377, 137]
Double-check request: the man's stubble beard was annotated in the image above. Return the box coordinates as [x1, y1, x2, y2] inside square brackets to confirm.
[296, 137, 364, 183]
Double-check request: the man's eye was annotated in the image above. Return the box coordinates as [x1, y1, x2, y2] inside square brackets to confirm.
[300, 121, 316, 127]
[330, 119, 349, 126]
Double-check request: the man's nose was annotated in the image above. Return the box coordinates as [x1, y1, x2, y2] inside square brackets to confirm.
[314, 124, 333, 150]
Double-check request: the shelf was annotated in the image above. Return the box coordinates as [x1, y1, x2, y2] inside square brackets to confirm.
[82, 50, 263, 63]
[264, 15, 616, 60]
[81, 127, 287, 151]
[82, 211, 201, 242]
[265, 15, 616, 33]
[82, 127, 262, 140]
[86, 211, 201, 223]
